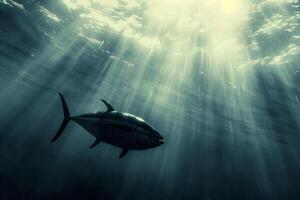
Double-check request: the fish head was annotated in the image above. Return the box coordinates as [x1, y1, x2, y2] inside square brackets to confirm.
[135, 125, 164, 149]
[148, 129, 164, 148]
[122, 113, 164, 149]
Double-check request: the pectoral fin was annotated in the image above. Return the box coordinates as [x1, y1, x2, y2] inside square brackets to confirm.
[119, 149, 129, 159]
[89, 139, 101, 149]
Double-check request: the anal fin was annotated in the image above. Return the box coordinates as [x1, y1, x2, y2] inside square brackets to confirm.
[89, 139, 101, 149]
[119, 149, 129, 159]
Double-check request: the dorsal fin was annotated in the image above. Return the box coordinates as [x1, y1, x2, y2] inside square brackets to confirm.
[101, 99, 115, 112]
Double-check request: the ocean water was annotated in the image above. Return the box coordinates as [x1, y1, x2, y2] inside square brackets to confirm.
[0, 0, 300, 199]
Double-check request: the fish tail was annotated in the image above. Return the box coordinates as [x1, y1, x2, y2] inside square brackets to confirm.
[51, 92, 71, 142]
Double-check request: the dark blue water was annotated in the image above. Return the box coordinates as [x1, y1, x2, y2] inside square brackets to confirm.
[0, 0, 300, 199]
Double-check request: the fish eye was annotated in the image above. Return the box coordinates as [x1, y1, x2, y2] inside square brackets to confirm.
[149, 132, 157, 138]
[136, 127, 143, 131]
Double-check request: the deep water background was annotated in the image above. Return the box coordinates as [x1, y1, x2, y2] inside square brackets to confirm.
[1, 0, 300, 199]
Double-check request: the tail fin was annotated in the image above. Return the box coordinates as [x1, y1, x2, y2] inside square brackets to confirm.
[51, 93, 71, 142]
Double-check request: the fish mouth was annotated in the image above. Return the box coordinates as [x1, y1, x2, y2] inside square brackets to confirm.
[154, 137, 164, 145]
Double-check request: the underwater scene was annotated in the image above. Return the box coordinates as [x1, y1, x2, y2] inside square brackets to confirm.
[0, 0, 300, 199]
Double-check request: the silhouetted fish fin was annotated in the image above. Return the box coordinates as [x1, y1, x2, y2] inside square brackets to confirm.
[101, 99, 115, 112]
[89, 138, 101, 149]
[51, 93, 71, 142]
[119, 149, 129, 159]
